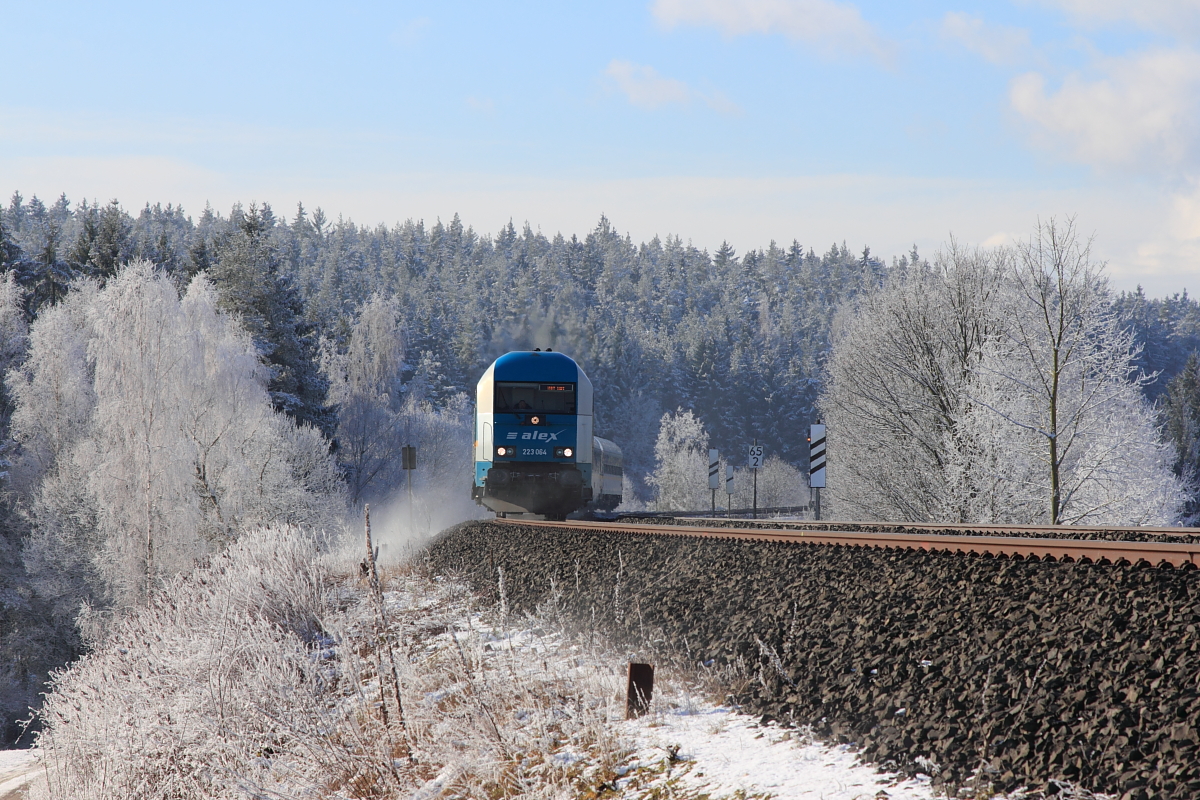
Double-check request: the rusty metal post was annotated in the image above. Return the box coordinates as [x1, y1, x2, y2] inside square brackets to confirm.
[626, 662, 654, 719]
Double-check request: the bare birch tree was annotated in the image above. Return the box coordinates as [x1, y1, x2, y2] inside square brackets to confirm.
[973, 218, 1181, 524]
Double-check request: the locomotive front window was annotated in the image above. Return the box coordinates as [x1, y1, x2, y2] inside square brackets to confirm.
[494, 382, 576, 414]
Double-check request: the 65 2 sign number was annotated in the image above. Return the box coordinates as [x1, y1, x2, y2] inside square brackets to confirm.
[748, 445, 764, 469]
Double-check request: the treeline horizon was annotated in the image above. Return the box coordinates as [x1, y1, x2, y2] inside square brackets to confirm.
[2, 189, 1200, 479]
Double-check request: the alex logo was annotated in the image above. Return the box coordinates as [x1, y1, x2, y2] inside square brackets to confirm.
[506, 431, 561, 442]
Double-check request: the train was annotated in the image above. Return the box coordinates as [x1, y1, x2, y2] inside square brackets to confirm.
[471, 349, 622, 519]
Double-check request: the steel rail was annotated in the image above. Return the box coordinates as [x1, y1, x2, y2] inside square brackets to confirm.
[616, 516, 1200, 538]
[496, 518, 1200, 568]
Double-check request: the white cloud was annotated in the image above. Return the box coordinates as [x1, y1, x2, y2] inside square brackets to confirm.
[1031, 1, 1200, 35]
[1170, 178, 1200, 241]
[390, 17, 432, 48]
[940, 12, 1031, 65]
[702, 89, 743, 116]
[604, 60, 742, 114]
[652, 0, 894, 63]
[605, 60, 691, 109]
[1010, 47, 1200, 168]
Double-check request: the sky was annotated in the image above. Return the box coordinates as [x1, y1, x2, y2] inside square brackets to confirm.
[3, 0, 1200, 297]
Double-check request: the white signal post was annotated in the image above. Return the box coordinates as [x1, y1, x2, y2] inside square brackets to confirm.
[809, 424, 825, 521]
[708, 449, 720, 514]
[748, 442, 764, 518]
[726, 463, 734, 511]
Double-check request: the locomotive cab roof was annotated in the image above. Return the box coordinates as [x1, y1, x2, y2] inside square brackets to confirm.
[477, 351, 594, 417]
[491, 350, 582, 383]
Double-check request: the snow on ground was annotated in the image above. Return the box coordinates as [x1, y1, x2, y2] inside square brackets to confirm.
[0, 748, 39, 800]
[619, 704, 936, 800]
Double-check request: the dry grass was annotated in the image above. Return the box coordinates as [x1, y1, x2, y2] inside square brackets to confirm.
[27, 525, 763, 800]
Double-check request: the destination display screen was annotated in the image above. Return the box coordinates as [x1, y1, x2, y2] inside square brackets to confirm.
[495, 382, 576, 414]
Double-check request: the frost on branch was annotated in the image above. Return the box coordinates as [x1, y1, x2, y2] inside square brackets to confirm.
[321, 293, 478, 533]
[648, 408, 711, 511]
[822, 222, 1182, 525]
[10, 261, 345, 613]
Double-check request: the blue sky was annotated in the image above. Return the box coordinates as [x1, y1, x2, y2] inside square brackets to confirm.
[4, 0, 1200, 296]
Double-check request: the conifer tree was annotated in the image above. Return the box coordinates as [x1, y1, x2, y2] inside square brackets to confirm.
[1163, 351, 1200, 520]
[211, 203, 334, 436]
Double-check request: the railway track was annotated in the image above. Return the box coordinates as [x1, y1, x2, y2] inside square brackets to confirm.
[499, 517, 1200, 568]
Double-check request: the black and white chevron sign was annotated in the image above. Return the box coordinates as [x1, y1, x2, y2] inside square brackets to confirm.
[809, 424, 826, 488]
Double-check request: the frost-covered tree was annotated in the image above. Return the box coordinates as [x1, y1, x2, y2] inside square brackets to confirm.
[647, 409, 710, 511]
[822, 242, 1009, 521]
[0, 273, 29, 428]
[822, 222, 1182, 525]
[0, 273, 39, 744]
[211, 203, 333, 436]
[730, 456, 807, 511]
[1163, 352, 1200, 521]
[10, 262, 344, 611]
[0, 208, 22, 274]
[322, 294, 476, 532]
[10, 196, 75, 314]
[974, 219, 1181, 524]
[321, 293, 406, 505]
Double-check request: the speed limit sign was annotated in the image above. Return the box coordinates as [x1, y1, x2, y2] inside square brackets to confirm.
[748, 444, 764, 469]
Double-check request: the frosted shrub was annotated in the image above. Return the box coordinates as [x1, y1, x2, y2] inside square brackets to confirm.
[33, 525, 633, 800]
[730, 456, 807, 511]
[32, 525, 333, 800]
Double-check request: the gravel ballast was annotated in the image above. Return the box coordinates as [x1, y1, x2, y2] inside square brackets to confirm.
[427, 520, 1200, 799]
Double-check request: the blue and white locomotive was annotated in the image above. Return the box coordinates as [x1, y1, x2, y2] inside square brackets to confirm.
[472, 350, 622, 518]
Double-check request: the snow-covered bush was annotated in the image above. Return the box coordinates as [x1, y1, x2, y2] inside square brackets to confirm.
[32, 525, 334, 799]
[647, 409, 710, 511]
[730, 456, 807, 511]
[31, 524, 634, 800]
[10, 262, 345, 611]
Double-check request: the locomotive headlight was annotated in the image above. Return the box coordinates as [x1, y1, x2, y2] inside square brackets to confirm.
[529, 415, 541, 425]
[496, 446, 512, 457]
[554, 446, 575, 458]
[563, 447, 574, 458]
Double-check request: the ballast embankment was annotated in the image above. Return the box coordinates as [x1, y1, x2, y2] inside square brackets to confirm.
[426, 520, 1200, 799]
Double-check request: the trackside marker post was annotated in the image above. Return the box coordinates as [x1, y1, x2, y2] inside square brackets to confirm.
[809, 424, 826, 520]
[402, 445, 417, 529]
[748, 441, 764, 519]
[709, 449, 720, 513]
[726, 463, 734, 512]
[626, 663, 654, 718]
